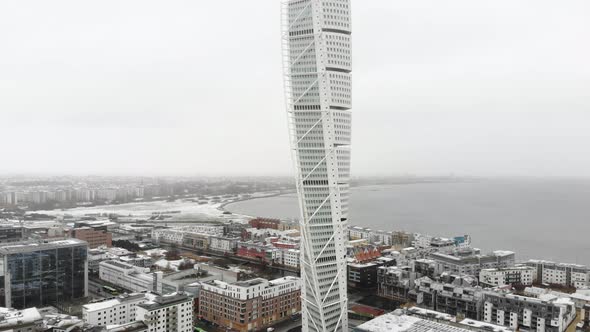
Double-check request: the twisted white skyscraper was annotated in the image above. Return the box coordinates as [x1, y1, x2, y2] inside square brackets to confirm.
[281, 1, 352, 331]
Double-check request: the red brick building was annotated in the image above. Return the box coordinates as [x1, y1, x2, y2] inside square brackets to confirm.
[248, 218, 280, 230]
[199, 277, 301, 332]
[270, 238, 298, 249]
[236, 242, 272, 262]
[70, 227, 112, 248]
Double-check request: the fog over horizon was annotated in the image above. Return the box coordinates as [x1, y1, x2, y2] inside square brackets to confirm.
[1, 0, 589, 177]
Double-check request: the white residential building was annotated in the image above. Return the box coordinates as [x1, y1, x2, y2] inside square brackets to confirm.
[183, 225, 224, 236]
[525, 260, 590, 289]
[99, 260, 162, 293]
[369, 230, 393, 246]
[200, 276, 301, 301]
[483, 292, 575, 332]
[431, 249, 515, 277]
[349, 226, 371, 240]
[412, 234, 456, 252]
[283, 249, 300, 268]
[151, 225, 224, 245]
[82, 293, 152, 326]
[151, 229, 184, 245]
[480, 266, 535, 287]
[412, 234, 433, 249]
[209, 236, 238, 254]
[525, 287, 590, 309]
[135, 293, 193, 332]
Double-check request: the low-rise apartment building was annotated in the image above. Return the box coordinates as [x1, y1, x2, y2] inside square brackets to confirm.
[348, 226, 371, 240]
[479, 265, 535, 287]
[99, 260, 162, 293]
[369, 230, 393, 246]
[0, 225, 23, 244]
[248, 218, 280, 230]
[236, 241, 279, 264]
[199, 276, 301, 332]
[136, 293, 193, 332]
[182, 232, 209, 251]
[349, 262, 380, 289]
[151, 225, 224, 246]
[70, 227, 112, 248]
[414, 277, 483, 320]
[482, 292, 575, 332]
[430, 248, 515, 278]
[377, 266, 412, 300]
[525, 260, 590, 289]
[209, 236, 239, 254]
[281, 249, 300, 269]
[413, 259, 437, 279]
[349, 258, 396, 290]
[82, 293, 151, 326]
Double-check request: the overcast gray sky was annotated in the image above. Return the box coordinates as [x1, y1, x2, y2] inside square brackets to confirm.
[1, 0, 589, 177]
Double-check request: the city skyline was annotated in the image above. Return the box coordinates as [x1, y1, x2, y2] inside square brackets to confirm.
[1, 0, 590, 177]
[0, 2, 588, 332]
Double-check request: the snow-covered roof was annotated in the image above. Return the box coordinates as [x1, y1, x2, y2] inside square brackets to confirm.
[356, 312, 470, 332]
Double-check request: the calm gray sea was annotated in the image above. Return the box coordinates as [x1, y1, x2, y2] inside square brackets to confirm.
[226, 179, 590, 265]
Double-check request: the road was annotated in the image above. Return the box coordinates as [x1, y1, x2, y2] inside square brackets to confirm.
[88, 280, 107, 299]
[272, 318, 301, 332]
[566, 310, 583, 332]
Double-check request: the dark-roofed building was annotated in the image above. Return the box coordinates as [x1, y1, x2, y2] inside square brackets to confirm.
[0, 225, 23, 244]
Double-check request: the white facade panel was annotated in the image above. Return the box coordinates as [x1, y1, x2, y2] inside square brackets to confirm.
[282, 1, 352, 331]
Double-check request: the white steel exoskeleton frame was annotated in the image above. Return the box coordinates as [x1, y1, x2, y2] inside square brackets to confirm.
[281, 1, 352, 331]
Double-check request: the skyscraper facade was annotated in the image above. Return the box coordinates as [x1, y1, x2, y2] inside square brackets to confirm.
[281, 1, 352, 331]
[0, 239, 88, 309]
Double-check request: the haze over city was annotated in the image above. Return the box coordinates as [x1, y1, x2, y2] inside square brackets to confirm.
[2, 0, 589, 177]
[1, 2, 590, 332]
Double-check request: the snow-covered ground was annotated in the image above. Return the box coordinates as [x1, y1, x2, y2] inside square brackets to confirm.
[37, 199, 220, 217]
[32, 193, 280, 222]
[41, 200, 223, 216]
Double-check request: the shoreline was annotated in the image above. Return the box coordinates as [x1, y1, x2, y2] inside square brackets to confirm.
[218, 191, 293, 210]
[218, 182, 449, 220]
[218, 190, 295, 219]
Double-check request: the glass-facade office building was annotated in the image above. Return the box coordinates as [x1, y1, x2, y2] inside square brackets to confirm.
[0, 239, 88, 309]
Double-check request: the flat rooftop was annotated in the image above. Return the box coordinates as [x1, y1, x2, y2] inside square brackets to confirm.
[137, 293, 191, 311]
[481, 265, 535, 272]
[407, 307, 455, 322]
[233, 278, 267, 287]
[83, 293, 146, 312]
[0, 239, 87, 254]
[355, 313, 470, 332]
[459, 318, 512, 332]
[106, 321, 148, 332]
[0, 307, 42, 328]
[269, 276, 299, 286]
[101, 260, 135, 269]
